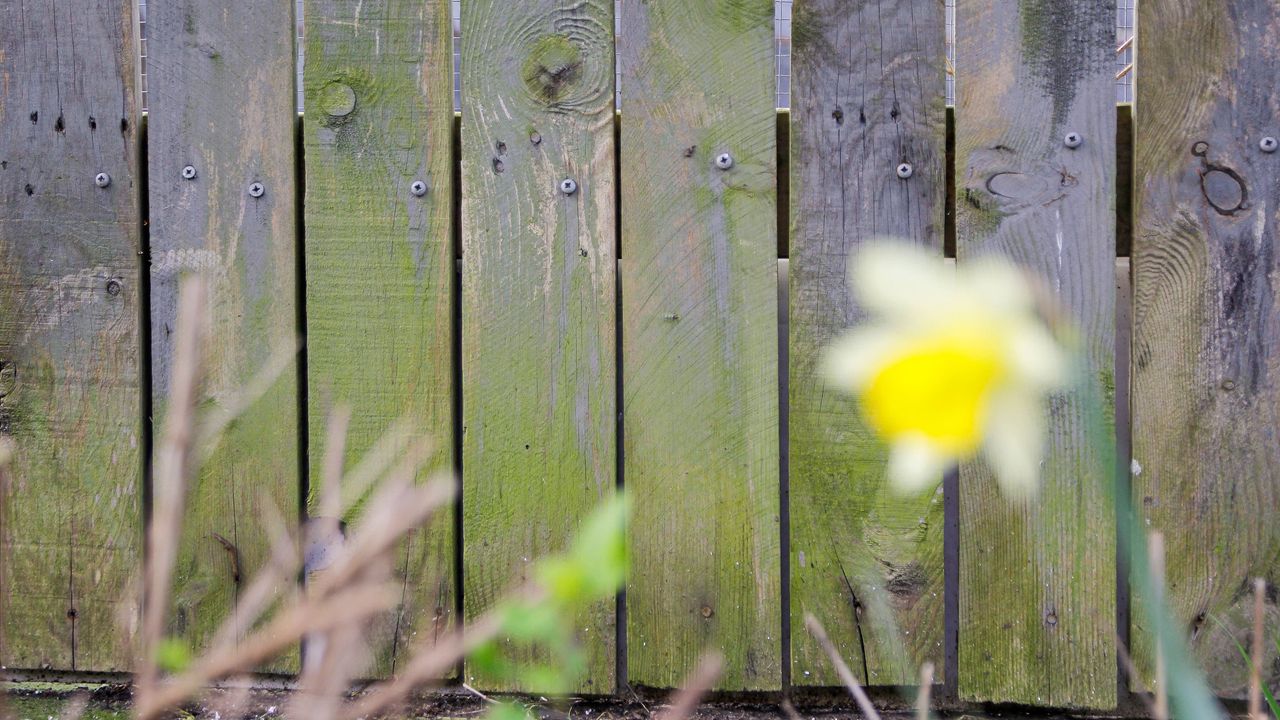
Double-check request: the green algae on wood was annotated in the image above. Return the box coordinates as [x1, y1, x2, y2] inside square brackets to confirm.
[460, 0, 616, 694]
[619, 0, 781, 691]
[303, 0, 457, 678]
[147, 0, 300, 673]
[787, 0, 947, 689]
[0, 0, 142, 672]
[1130, 0, 1280, 699]
[955, 0, 1117, 708]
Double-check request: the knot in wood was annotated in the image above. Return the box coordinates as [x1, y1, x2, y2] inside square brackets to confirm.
[1200, 166, 1247, 215]
[319, 81, 357, 118]
[700, 605, 714, 619]
[523, 35, 584, 105]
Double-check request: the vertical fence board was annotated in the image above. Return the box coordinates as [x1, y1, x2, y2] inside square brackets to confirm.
[303, 0, 456, 677]
[788, 0, 946, 687]
[620, 0, 781, 691]
[955, 0, 1116, 708]
[1131, 0, 1280, 696]
[147, 0, 299, 670]
[0, 0, 141, 672]
[460, 0, 616, 693]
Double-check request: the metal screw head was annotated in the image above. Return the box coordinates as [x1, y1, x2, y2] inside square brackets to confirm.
[1064, 132, 1084, 149]
[1222, 379, 1236, 391]
[715, 152, 734, 170]
[410, 180, 428, 197]
[896, 162, 914, 179]
[94, 172, 111, 188]
[1261, 136, 1278, 153]
[106, 279, 122, 297]
[181, 165, 197, 180]
[248, 182, 265, 198]
[559, 178, 578, 195]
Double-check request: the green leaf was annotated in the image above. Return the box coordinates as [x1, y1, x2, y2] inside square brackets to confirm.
[565, 493, 628, 598]
[500, 599, 566, 643]
[155, 637, 192, 673]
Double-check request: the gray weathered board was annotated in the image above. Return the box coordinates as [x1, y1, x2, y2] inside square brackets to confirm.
[619, 0, 781, 691]
[460, 0, 617, 693]
[147, 0, 300, 671]
[1131, 0, 1280, 697]
[955, 0, 1117, 708]
[303, 0, 457, 677]
[788, 0, 947, 687]
[0, 0, 142, 672]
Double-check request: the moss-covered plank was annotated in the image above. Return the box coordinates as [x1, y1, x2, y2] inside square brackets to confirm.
[954, 0, 1116, 708]
[147, 0, 300, 672]
[619, 0, 780, 691]
[303, 0, 456, 677]
[1131, 0, 1280, 698]
[788, 0, 947, 688]
[0, 0, 142, 672]
[460, 0, 616, 694]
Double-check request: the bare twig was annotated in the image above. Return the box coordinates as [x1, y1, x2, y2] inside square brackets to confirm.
[462, 683, 499, 705]
[1149, 532, 1168, 720]
[138, 276, 209, 703]
[194, 343, 298, 463]
[915, 662, 933, 720]
[340, 609, 507, 720]
[1250, 577, 1266, 720]
[1115, 634, 1158, 718]
[804, 613, 881, 720]
[135, 583, 399, 720]
[655, 652, 725, 720]
[320, 403, 353, 519]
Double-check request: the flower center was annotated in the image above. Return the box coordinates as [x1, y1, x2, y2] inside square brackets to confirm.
[860, 337, 1004, 454]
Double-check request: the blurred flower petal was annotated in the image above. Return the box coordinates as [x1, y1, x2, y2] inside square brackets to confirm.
[886, 435, 950, 495]
[850, 242, 952, 323]
[983, 388, 1046, 500]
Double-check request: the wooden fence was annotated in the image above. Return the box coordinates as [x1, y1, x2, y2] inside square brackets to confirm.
[1, 0, 1277, 712]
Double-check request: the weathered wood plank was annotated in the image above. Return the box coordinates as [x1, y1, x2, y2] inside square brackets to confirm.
[460, 0, 616, 693]
[0, 0, 142, 671]
[788, 0, 947, 687]
[147, 0, 300, 671]
[1131, 0, 1280, 697]
[955, 0, 1116, 708]
[619, 0, 780, 691]
[303, 0, 456, 677]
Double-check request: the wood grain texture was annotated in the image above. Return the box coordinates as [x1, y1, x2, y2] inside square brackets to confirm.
[620, 0, 781, 691]
[460, 0, 616, 693]
[955, 0, 1116, 708]
[1131, 0, 1280, 697]
[787, 0, 947, 687]
[147, 0, 299, 672]
[303, 0, 456, 678]
[0, 0, 141, 672]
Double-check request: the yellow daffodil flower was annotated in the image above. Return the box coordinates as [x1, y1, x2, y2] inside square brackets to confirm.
[822, 241, 1068, 498]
